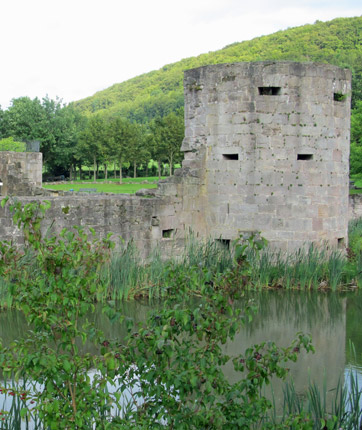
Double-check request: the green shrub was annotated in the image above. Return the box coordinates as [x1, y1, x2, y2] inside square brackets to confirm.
[0, 198, 316, 429]
[0, 137, 26, 152]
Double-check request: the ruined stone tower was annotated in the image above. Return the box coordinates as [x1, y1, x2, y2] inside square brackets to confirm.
[0, 62, 353, 255]
[176, 62, 351, 251]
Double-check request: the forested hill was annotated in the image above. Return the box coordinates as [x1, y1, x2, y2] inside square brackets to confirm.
[72, 16, 362, 122]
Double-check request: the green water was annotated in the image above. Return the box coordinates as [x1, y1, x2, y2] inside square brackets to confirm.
[1, 290, 361, 393]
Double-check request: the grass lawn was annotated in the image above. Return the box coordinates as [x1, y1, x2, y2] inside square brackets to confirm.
[43, 174, 362, 195]
[65, 176, 165, 183]
[43, 182, 158, 194]
[350, 174, 362, 194]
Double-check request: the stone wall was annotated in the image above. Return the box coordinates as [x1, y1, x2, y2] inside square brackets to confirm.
[0, 152, 43, 196]
[0, 193, 183, 259]
[349, 194, 362, 220]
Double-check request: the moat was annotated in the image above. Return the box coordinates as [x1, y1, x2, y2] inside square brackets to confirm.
[1, 289, 361, 393]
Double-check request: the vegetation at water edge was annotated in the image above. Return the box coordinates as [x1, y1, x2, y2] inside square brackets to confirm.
[0, 199, 361, 429]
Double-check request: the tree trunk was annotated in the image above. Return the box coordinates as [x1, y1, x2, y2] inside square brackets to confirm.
[104, 163, 108, 180]
[79, 164, 82, 181]
[169, 153, 173, 176]
[157, 159, 161, 180]
[93, 156, 97, 182]
[114, 162, 117, 179]
[133, 162, 137, 178]
[119, 157, 123, 184]
[96, 161, 99, 181]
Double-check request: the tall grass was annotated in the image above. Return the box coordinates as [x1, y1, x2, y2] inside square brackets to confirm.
[1, 220, 361, 307]
[100, 235, 234, 301]
[247, 244, 352, 290]
[0, 377, 42, 429]
[2, 369, 361, 429]
[270, 369, 362, 429]
[100, 234, 357, 301]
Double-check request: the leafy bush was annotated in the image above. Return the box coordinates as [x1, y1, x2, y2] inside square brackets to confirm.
[0, 137, 26, 152]
[0, 198, 316, 429]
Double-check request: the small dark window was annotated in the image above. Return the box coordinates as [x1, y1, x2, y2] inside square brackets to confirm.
[337, 238, 345, 249]
[215, 239, 230, 250]
[223, 154, 239, 160]
[258, 87, 281, 96]
[162, 229, 174, 239]
[334, 93, 346, 102]
[297, 154, 313, 160]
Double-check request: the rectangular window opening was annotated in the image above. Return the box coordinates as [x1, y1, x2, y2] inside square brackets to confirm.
[334, 93, 346, 102]
[223, 153, 239, 160]
[215, 239, 231, 250]
[162, 229, 174, 239]
[297, 154, 313, 161]
[258, 87, 281, 96]
[337, 238, 345, 249]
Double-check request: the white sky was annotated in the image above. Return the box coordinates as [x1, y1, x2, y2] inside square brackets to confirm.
[0, 0, 361, 109]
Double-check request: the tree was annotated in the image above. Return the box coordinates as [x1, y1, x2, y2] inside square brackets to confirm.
[42, 100, 86, 178]
[1, 96, 86, 177]
[150, 110, 184, 177]
[0, 106, 4, 139]
[0, 137, 26, 152]
[108, 118, 132, 184]
[350, 101, 362, 175]
[77, 115, 109, 181]
[1, 97, 46, 143]
[126, 124, 150, 178]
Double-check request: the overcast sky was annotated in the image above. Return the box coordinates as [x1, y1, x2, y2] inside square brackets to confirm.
[0, 0, 361, 109]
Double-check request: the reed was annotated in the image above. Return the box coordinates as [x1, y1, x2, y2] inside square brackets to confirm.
[273, 369, 362, 429]
[1, 219, 361, 307]
[100, 234, 234, 301]
[0, 377, 42, 430]
[247, 244, 351, 290]
[2, 369, 361, 429]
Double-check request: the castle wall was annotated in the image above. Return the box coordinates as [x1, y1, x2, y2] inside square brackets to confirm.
[0, 152, 43, 196]
[0, 194, 183, 259]
[180, 62, 352, 251]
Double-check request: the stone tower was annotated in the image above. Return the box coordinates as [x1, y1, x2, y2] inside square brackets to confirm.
[178, 62, 351, 251]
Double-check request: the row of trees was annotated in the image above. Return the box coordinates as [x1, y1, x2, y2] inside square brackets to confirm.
[0, 93, 361, 178]
[0, 96, 185, 180]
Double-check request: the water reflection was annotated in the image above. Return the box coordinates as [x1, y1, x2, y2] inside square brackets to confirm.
[0, 290, 361, 416]
[225, 291, 349, 408]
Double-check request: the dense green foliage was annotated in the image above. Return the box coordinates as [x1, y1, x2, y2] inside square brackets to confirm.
[71, 16, 362, 176]
[0, 137, 25, 152]
[72, 16, 362, 122]
[0, 199, 319, 429]
[0, 97, 85, 176]
[350, 101, 362, 175]
[0, 200, 361, 428]
[0, 16, 361, 176]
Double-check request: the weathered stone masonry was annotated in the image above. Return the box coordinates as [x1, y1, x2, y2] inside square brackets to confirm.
[0, 62, 357, 256]
[176, 61, 352, 251]
[0, 152, 43, 196]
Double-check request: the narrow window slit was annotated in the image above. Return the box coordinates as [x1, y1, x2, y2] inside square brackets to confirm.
[258, 87, 281, 96]
[223, 154, 239, 160]
[215, 239, 231, 250]
[334, 93, 346, 102]
[337, 238, 345, 249]
[162, 229, 174, 239]
[297, 154, 313, 161]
